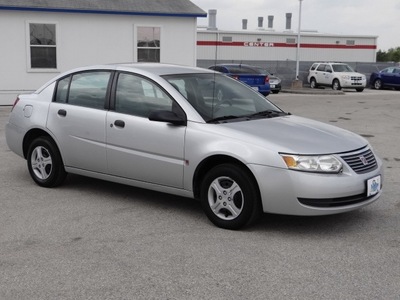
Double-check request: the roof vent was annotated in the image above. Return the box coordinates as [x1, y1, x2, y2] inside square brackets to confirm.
[257, 17, 264, 30]
[207, 9, 217, 30]
[268, 15, 274, 29]
[285, 13, 292, 30]
[242, 19, 248, 30]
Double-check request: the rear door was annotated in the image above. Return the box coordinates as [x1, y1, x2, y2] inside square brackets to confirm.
[315, 63, 331, 85]
[106, 72, 186, 188]
[47, 70, 113, 173]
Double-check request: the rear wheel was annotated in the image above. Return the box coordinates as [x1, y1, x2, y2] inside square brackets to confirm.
[374, 79, 382, 90]
[332, 79, 341, 90]
[200, 164, 261, 230]
[27, 136, 67, 187]
[310, 78, 317, 89]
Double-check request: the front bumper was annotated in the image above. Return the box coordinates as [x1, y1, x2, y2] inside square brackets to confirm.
[341, 78, 367, 89]
[248, 156, 383, 216]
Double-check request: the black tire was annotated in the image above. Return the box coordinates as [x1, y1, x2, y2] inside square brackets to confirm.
[356, 88, 364, 92]
[332, 79, 341, 90]
[27, 136, 67, 187]
[200, 163, 262, 230]
[310, 77, 317, 89]
[374, 79, 382, 90]
[271, 90, 280, 94]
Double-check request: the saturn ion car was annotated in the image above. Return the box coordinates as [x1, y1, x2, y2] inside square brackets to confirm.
[6, 63, 383, 229]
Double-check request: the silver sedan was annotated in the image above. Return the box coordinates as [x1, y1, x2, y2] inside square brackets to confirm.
[5, 63, 383, 229]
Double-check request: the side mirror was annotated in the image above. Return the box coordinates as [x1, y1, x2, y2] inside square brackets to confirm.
[148, 110, 186, 126]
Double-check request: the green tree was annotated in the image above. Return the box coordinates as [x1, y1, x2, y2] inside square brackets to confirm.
[377, 47, 400, 62]
[376, 50, 388, 62]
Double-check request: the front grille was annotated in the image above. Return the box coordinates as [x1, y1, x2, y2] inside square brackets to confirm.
[298, 193, 373, 208]
[350, 76, 363, 80]
[341, 148, 377, 174]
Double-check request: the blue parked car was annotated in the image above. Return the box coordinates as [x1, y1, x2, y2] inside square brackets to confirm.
[208, 64, 271, 96]
[370, 66, 400, 90]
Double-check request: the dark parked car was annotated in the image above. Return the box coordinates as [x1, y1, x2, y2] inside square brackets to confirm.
[208, 64, 271, 96]
[370, 67, 400, 90]
[254, 67, 282, 94]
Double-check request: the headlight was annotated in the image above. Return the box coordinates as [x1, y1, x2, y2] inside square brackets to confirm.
[341, 75, 350, 80]
[280, 154, 342, 173]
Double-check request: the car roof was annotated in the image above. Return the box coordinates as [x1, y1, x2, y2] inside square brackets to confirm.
[70, 63, 213, 76]
[116, 63, 214, 75]
[211, 64, 254, 68]
[35, 63, 215, 93]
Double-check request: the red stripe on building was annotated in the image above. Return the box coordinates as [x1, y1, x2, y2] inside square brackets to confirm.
[197, 41, 377, 50]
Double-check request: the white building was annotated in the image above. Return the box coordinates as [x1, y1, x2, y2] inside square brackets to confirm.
[197, 30, 378, 63]
[0, 0, 206, 105]
[197, 12, 377, 66]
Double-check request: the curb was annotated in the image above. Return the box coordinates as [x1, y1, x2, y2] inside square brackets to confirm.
[280, 88, 345, 95]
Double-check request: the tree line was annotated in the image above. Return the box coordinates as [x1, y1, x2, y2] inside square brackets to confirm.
[376, 47, 400, 62]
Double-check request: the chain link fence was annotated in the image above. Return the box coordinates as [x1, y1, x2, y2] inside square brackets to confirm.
[197, 60, 398, 88]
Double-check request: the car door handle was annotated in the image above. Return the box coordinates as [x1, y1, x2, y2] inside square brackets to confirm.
[58, 109, 67, 117]
[114, 120, 125, 128]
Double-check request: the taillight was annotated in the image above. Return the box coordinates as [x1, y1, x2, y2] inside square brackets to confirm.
[265, 76, 270, 84]
[232, 75, 239, 80]
[11, 97, 20, 111]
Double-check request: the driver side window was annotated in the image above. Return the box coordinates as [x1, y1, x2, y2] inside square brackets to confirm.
[115, 73, 176, 117]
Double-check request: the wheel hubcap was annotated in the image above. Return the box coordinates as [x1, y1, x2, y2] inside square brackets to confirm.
[333, 81, 339, 90]
[31, 146, 53, 180]
[208, 176, 243, 220]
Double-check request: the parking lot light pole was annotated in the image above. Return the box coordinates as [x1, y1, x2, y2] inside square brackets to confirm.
[295, 0, 303, 81]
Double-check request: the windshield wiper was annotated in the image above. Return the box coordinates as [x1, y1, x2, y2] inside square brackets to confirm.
[246, 110, 286, 118]
[207, 115, 241, 123]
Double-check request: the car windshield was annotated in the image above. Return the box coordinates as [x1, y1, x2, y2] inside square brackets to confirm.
[332, 64, 354, 72]
[163, 73, 283, 123]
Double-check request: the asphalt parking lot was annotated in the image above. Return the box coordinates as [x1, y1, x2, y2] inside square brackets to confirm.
[1, 88, 399, 299]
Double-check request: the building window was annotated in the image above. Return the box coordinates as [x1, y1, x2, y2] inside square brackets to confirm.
[346, 40, 355, 46]
[286, 38, 296, 44]
[222, 36, 233, 42]
[137, 27, 160, 62]
[29, 23, 57, 69]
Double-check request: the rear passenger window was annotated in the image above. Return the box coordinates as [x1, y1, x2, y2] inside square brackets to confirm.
[115, 73, 174, 117]
[55, 76, 71, 103]
[55, 71, 111, 109]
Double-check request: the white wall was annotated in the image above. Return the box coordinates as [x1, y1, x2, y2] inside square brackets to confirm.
[197, 31, 377, 64]
[0, 11, 198, 105]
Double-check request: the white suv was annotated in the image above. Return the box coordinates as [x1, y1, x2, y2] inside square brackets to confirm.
[307, 62, 366, 92]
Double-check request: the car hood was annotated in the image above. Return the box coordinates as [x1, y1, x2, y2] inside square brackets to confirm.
[219, 115, 367, 154]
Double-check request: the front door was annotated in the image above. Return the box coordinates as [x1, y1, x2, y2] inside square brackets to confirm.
[106, 72, 186, 188]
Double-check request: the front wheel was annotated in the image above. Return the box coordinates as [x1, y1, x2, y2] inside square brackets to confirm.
[374, 79, 382, 90]
[356, 88, 364, 92]
[200, 164, 262, 230]
[27, 136, 67, 187]
[332, 79, 342, 90]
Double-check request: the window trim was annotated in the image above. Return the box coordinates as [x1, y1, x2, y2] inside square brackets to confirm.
[134, 24, 162, 63]
[26, 21, 60, 73]
[110, 71, 186, 120]
[53, 70, 115, 110]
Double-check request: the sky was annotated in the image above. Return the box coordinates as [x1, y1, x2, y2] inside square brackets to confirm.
[191, 0, 400, 51]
